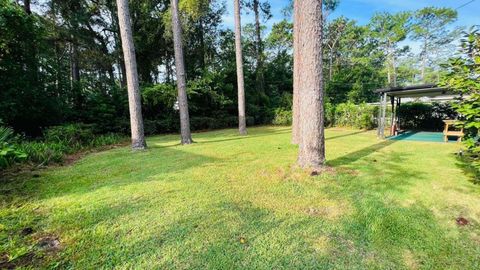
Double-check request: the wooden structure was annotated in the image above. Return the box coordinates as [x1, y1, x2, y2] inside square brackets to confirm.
[374, 84, 457, 139]
[443, 120, 464, 142]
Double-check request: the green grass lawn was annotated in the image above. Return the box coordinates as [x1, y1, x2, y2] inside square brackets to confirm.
[1, 127, 480, 269]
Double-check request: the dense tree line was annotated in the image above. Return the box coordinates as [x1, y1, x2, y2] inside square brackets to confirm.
[0, 0, 462, 140]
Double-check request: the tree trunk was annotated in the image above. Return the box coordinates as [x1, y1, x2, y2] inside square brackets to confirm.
[253, 0, 265, 98]
[23, 0, 31, 14]
[166, 50, 173, 83]
[116, 0, 147, 150]
[421, 39, 427, 83]
[171, 0, 193, 144]
[109, 1, 127, 88]
[392, 55, 397, 87]
[70, 43, 80, 84]
[234, 0, 247, 135]
[297, 0, 326, 169]
[328, 51, 333, 81]
[292, 0, 301, 144]
[199, 18, 206, 71]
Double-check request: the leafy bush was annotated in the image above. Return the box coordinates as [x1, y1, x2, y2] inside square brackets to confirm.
[0, 126, 27, 168]
[272, 108, 292, 126]
[397, 103, 457, 131]
[334, 102, 377, 129]
[0, 124, 125, 169]
[17, 141, 67, 165]
[90, 133, 124, 148]
[269, 103, 376, 129]
[441, 28, 480, 181]
[43, 124, 95, 151]
[324, 102, 336, 127]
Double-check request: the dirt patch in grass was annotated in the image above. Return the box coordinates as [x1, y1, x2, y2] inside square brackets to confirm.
[62, 141, 130, 166]
[36, 236, 61, 252]
[303, 202, 351, 220]
[403, 250, 419, 270]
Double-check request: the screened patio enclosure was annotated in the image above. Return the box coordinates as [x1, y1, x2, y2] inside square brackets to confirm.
[374, 84, 460, 141]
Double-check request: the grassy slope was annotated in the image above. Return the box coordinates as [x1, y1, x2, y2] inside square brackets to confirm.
[1, 127, 480, 269]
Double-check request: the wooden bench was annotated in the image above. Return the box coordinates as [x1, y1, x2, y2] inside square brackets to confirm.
[443, 120, 464, 142]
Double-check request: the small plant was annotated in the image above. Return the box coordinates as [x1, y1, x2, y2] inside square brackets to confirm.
[43, 124, 95, 150]
[0, 126, 27, 169]
[272, 108, 292, 126]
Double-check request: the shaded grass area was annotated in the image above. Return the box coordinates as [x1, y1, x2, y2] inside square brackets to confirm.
[1, 127, 480, 269]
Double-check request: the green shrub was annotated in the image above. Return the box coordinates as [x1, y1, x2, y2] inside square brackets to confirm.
[44, 124, 95, 149]
[397, 103, 457, 131]
[325, 102, 336, 127]
[334, 102, 376, 129]
[90, 134, 125, 148]
[0, 126, 27, 168]
[2, 124, 125, 168]
[268, 103, 376, 129]
[17, 141, 67, 165]
[272, 108, 292, 126]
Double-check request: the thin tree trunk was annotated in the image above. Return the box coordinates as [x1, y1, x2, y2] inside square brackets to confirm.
[166, 50, 173, 83]
[421, 39, 427, 83]
[234, 0, 247, 135]
[116, 0, 147, 150]
[71, 43, 80, 83]
[392, 55, 397, 87]
[253, 0, 265, 97]
[328, 51, 333, 81]
[24, 0, 31, 14]
[109, 1, 127, 88]
[292, 0, 301, 144]
[199, 18, 206, 71]
[297, 0, 326, 170]
[171, 0, 193, 144]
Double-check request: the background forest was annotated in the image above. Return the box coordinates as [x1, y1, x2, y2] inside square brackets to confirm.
[1, 0, 465, 135]
[0, 0, 477, 170]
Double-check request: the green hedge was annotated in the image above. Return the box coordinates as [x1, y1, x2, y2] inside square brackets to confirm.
[397, 103, 457, 131]
[271, 102, 377, 130]
[270, 102, 457, 132]
[333, 102, 377, 130]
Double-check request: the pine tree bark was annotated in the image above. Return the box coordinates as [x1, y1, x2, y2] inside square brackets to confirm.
[297, 0, 326, 169]
[116, 0, 147, 150]
[171, 0, 193, 144]
[234, 0, 247, 135]
[292, 0, 301, 144]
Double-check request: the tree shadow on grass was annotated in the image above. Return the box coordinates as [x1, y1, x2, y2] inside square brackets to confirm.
[146, 127, 292, 149]
[454, 155, 480, 185]
[325, 130, 368, 141]
[1, 146, 220, 203]
[52, 200, 332, 269]
[328, 139, 397, 167]
[319, 140, 480, 268]
[189, 127, 292, 146]
[49, 192, 480, 269]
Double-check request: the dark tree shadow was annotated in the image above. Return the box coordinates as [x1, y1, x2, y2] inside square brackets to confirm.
[328, 139, 397, 167]
[325, 130, 368, 141]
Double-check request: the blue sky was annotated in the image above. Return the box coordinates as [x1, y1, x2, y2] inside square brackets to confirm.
[223, 0, 480, 30]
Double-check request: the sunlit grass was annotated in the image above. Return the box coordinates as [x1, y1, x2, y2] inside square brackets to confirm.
[1, 126, 480, 269]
